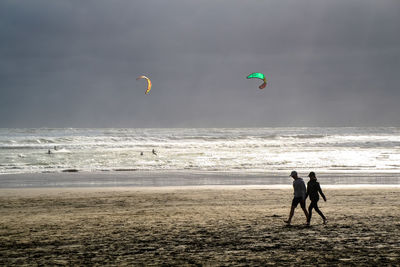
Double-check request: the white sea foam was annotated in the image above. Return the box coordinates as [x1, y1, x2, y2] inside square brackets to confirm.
[1, 127, 400, 175]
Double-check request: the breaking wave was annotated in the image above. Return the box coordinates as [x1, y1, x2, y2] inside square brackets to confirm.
[1, 127, 400, 174]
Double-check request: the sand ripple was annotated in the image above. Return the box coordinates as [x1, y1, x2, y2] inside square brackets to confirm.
[0, 188, 399, 265]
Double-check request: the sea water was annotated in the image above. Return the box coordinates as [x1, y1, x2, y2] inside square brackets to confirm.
[1, 127, 400, 175]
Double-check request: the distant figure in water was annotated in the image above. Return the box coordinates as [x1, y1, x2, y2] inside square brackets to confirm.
[152, 149, 157, 156]
[306, 172, 327, 225]
[285, 171, 309, 225]
[54, 146, 58, 151]
[47, 149, 52, 154]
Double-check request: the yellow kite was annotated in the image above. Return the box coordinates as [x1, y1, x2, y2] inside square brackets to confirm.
[136, 75, 152, 94]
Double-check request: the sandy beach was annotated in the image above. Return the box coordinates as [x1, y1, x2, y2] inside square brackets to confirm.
[0, 186, 399, 266]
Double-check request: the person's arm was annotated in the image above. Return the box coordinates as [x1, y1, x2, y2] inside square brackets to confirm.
[305, 182, 310, 199]
[302, 182, 307, 200]
[318, 183, 327, 201]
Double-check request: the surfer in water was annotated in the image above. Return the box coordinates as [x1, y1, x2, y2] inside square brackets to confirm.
[152, 149, 157, 156]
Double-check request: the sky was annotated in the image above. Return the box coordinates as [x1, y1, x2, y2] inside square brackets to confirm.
[1, 0, 400, 127]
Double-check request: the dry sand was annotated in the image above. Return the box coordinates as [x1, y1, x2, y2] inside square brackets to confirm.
[1, 186, 399, 266]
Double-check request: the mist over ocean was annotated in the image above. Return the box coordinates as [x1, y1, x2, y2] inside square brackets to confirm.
[1, 127, 400, 175]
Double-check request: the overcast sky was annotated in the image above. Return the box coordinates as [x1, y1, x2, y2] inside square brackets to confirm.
[1, 0, 399, 127]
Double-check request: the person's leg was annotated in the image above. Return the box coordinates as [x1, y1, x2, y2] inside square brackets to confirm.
[300, 199, 309, 222]
[285, 205, 296, 224]
[307, 202, 314, 224]
[314, 202, 327, 222]
[285, 198, 298, 224]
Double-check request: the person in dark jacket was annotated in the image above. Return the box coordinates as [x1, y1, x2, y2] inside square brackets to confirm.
[285, 171, 309, 225]
[306, 172, 327, 225]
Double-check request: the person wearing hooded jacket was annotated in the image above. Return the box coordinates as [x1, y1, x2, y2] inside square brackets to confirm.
[306, 171, 327, 225]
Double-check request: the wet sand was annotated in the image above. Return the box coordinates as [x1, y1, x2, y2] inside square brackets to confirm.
[1, 187, 399, 265]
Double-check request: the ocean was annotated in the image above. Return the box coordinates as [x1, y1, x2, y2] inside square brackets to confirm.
[1, 127, 400, 187]
[2, 127, 400, 174]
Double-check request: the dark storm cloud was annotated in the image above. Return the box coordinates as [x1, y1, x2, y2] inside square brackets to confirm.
[1, 0, 400, 127]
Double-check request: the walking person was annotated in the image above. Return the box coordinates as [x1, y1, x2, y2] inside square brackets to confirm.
[306, 172, 327, 225]
[285, 171, 309, 225]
